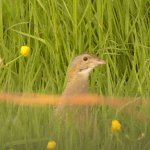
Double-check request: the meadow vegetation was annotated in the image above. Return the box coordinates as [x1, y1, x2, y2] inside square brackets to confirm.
[0, 0, 150, 149]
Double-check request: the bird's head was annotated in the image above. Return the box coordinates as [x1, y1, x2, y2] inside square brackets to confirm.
[62, 53, 106, 95]
[69, 53, 106, 78]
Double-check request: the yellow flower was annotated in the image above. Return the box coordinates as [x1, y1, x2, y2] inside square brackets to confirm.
[111, 120, 121, 133]
[47, 140, 56, 150]
[20, 46, 31, 56]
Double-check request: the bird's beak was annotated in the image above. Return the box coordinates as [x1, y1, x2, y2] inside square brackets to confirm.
[93, 58, 106, 65]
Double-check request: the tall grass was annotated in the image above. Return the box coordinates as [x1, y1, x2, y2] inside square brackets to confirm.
[0, 0, 150, 149]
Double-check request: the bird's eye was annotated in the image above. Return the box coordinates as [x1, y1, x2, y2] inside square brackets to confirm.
[83, 56, 88, 61]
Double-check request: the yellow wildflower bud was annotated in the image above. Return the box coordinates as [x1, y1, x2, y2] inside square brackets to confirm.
[47, 140, 56, 150]
[111, 120, 121, 133]
[20, 46, 31, 56]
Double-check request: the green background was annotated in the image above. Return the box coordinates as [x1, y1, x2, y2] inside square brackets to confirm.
[0, 0, 150, 149]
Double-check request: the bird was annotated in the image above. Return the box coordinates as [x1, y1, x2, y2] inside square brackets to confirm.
[55, 53, 106, 113]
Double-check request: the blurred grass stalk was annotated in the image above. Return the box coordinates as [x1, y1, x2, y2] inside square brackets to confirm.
[0, 0, 3, 43]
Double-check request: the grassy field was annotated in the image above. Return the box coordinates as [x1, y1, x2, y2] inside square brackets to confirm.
[0, 0, 150, 149]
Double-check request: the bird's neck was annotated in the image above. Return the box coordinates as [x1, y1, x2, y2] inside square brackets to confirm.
[62, 73, 89, 96]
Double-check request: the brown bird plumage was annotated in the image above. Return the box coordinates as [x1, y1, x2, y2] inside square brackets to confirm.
[63, 53, 106, 95]
[55, 53, 106, 113]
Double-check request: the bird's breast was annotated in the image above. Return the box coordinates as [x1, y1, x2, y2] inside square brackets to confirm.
[62, 76, 89, 96]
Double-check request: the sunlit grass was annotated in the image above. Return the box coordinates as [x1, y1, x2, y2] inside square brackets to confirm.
[0, 0, 150, 149]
